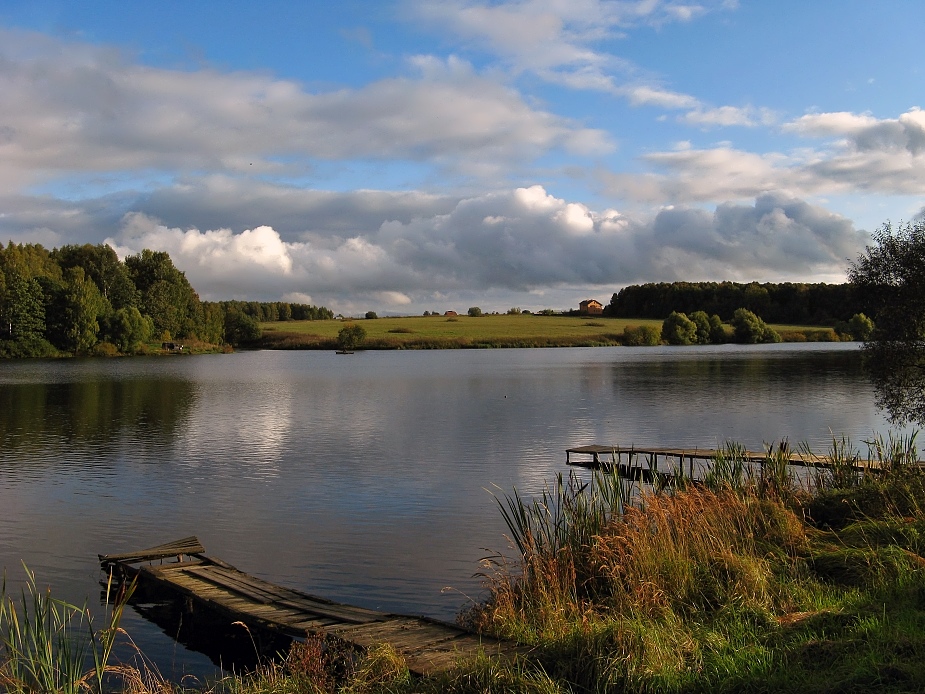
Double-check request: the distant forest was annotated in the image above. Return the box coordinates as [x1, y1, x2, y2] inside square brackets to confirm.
[606, 282, 859, 325]
[0, 242, 332, 357]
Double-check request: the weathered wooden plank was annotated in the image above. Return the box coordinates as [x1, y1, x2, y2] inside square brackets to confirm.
[183, 566, 280, 604]
[104, 537, 527, 676]
[200, 565, 383, 622]
[99, 536, 204, 564]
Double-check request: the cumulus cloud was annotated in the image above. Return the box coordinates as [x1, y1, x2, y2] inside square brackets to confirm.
[102, 186, 864, 308]
[0, 28, 610, 192]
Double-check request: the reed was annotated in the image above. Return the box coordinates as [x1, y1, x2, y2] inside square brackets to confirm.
[0, 567, 133, 694]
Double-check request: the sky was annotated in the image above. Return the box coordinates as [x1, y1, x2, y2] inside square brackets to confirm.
[1, 1, 923, 315]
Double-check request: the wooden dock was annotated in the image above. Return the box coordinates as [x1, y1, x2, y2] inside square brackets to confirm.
[100, 537, 529, 676]
[565, 444, 916, 482]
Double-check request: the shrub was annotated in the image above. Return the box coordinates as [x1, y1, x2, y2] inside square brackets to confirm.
[662, 311, 697, 345]
[622, 325, 661, 346]
[337, 324, 366, 350]
[732, 308, 780, 344]
[689, 310, 712, 344]
[848, 312, 875, 341]
[92, 341, 119, 357]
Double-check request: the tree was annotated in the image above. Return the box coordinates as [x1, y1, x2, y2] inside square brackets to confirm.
[468, 306, 483, 317]
[848, 313, 875, 341]
[60, 266, 105, 354]
[732, 308, 781, 344]
[708, 314, 728, 344]
[125, 249, 202, 338]
[365, 311, 378, 319]
[0, 271, 46, 342]
[337, 323, 366, 351]
[224, 309, 262, 346]
[662, 311, 697, 345]
[689, 310, 712, 344]
[52, 244, 138, 311]
[848, 220, 925, 425]
[110, 306, 153, 353]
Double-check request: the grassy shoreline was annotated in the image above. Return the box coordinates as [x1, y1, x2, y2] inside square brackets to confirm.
[4, 436, 924, 692]
[256, 314, 845, 350]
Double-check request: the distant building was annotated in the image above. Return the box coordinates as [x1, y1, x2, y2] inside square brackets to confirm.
[444, 310, 458, 316]
[579, 299, 603, 315]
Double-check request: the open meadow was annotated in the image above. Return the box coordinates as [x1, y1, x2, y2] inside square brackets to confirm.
[257, 313, 842, 350]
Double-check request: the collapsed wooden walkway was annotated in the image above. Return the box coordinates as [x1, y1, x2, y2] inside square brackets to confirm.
[100, 537, 529, 676]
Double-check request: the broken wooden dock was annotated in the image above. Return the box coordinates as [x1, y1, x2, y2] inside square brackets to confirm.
[99, 537, 528, 676]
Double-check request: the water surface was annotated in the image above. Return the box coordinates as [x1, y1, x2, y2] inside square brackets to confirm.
[0, 343, 896, 679]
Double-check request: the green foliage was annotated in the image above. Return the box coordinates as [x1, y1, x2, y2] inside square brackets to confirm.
[689, 310, 711, 344]
[849, 220, 925, 425]
[732, 308, 781, 344]
[365, 311, 378, 319]
[125, 249, 201, 339]
[661, 311, 697, 345]
[507, 307, 522, 315]
[109, 307, 153, 353]
[621, 324, 661, 346]
[224, 309, 262, 346]
[60, 267, 106, 355]
[52, 244, 138, 311]
[608, 280, 859, 324]
[468, 306, 483, 317]
[848, 312, 875, 341]
[0, 271, 46, 343]
[337, 323, 367, 350]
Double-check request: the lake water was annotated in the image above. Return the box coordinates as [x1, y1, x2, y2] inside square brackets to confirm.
[0, 343, 901, 680]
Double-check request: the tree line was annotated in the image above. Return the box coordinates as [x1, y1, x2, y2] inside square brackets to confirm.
[0, 242, 331, 357]
[606, 281, 858, 324]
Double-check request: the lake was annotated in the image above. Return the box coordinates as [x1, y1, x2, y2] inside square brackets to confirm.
[0, 343, 900, 679]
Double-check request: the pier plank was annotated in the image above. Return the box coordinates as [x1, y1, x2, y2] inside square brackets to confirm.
[101, 537, 518, 676]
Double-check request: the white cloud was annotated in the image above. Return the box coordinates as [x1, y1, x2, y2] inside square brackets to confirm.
[101, 186, 865, 308]
[0, 29, 610, 192]
[624, 84, 700, 109]
[601, 108, 925, 203]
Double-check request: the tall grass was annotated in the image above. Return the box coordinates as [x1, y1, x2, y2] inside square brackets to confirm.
[0, 567, 133, 694]
[466, 433, 925, 691]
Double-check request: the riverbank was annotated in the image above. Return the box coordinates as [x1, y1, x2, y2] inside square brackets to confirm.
[4, 436, 923, 692]
[256, 314, 844, 350]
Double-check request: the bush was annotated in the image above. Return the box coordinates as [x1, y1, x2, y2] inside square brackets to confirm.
[732, 308, 780, 344]
[662, 311, 697, 345]
[92, 341, 119, 357]
[337, 323, 366, 350]
[848, 312, 875, 341]
[622, 325, 661, 346]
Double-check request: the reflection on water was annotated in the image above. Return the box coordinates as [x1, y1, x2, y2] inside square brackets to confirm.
[0, 344, 898, 680]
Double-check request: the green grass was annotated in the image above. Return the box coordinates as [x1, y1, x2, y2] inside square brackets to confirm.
[256, 314, 833, 350]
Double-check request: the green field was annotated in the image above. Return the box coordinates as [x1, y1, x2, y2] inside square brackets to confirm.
[257, 313, 843, 350]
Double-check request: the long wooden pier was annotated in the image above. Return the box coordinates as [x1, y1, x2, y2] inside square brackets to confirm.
[565, 444, 918, 482]
[100, 537, 528, 676]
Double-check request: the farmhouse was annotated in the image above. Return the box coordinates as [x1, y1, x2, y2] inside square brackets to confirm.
[579, 299, 603, 315]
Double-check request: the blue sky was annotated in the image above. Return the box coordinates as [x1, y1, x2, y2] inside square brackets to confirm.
[1, 1, 923, 314]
